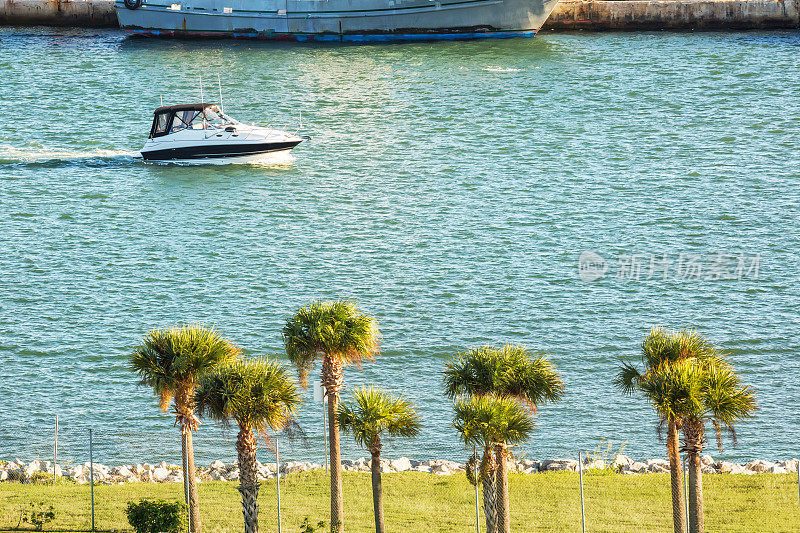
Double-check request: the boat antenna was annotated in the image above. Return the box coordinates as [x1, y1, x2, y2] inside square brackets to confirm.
[200, 75, 207, 129]
[160, 95, 163, 107]
[299, 110, 302, 129]
[218, 74, 224, 114]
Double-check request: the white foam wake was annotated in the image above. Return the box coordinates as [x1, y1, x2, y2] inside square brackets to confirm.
[0, 143, 140, 163]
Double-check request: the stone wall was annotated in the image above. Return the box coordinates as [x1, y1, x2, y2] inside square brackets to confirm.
[543, 0, 800, 31]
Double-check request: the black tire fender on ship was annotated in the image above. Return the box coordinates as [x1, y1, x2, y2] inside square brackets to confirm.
[124, 0, 142, 10]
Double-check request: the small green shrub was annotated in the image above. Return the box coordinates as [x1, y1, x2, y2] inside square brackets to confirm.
[20, 502, 55, 531]
[27, 472, 53, 484]
[125, 499, 187, 533]
[298, 516, 326, 533]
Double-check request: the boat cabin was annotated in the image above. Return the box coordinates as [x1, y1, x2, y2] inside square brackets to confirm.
[149, 103, 233, 138]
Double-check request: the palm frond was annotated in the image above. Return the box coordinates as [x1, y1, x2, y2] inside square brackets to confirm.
[443, 352, 484, 399]
[641, 327, 674, 369]
[194, 356, 302, 436]
[452, 394, 535, 447]
[638, 360, 704, 423]
[337, 386, 420, 450]
[614, 361, 642, 396]
[132, 324, 240, 410]
[442, 344, 564, 411]
[700, 362, 756, 450]
[283, 300, 381, 388]
[673, 328, 719, 364]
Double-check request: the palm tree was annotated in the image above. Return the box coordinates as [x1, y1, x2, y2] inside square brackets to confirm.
[443, 344, 564, 533]
[194, 358, 302, 533]
[337, 387, 420, 533]
[454, 395, 535, 533]
[616, 327, 720, 533]
[283, 300, 381, 533]
[688, 360, 754, 533]
[132, 324, 241, 533]
[639, 357, 755, 533]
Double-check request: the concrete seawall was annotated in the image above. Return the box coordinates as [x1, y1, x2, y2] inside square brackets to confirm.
[0, 0, 798, 31]
[0, 0, 116, 27]
[543, 0, 800, 30]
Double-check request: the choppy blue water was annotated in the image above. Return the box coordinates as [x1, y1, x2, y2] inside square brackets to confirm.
[1, 28, 799, 466]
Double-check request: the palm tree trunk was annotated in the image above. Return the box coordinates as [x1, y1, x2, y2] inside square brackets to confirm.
[176, 383, 202, 533]
[481, 450, 498, 533]
[482, 473, 498, 533]
[236, 428, 260, 533]
[684, 421, 704, 533]
[667, 418, 687, 533]
[328, 393, 344, 533]
[185, 430, 202, 533]
[494, 444, 510, 533]
[322, 355, 345, 533]
[182, 433, 188, 504]
[370, 444, 385, 533]
[687, 452, 704, 533]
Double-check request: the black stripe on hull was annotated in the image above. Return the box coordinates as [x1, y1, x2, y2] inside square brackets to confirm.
[141, 141, 301, 161]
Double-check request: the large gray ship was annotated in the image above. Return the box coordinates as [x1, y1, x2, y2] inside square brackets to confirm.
[115, 0, 559, 41]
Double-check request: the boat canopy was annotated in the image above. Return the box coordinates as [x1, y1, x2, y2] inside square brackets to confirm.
[149, 103, 234, 138]
[153, 103, 212, 114]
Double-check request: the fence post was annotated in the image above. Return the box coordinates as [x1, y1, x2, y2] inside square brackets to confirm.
[315, 381, 328, 473]
[89, 428, 95, 532]
[474, 445, 480, 533]
[53, 415, 58, 485]
[578, 451, 586, 533]
[276, 436, 282, 533]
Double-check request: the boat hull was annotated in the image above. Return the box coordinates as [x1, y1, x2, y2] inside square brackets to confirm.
[140, 140, 301, 161]
[115, 0, 559, 41]
[141, 151, 296, 164]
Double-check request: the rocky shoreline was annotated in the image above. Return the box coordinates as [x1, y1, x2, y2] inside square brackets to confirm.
[1, 455, 797, 485]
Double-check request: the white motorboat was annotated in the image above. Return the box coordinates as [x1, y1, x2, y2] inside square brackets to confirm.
[141, 103, 304, 163]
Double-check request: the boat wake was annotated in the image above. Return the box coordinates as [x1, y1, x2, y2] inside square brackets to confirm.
[0, 144, 142, 169]
[239, 151, 297, 168]
[0, 143, 298, 170]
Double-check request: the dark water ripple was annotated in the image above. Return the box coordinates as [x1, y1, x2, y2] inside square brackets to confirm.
[0, 28, 798, 465]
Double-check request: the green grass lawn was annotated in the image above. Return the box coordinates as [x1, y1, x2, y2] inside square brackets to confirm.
[0, 470, 797, 532]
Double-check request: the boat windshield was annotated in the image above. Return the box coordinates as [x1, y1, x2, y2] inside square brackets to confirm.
[202, 106, 238, 127]
[170, 109, 204, 133]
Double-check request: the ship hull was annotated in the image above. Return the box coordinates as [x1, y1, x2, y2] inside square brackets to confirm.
[115, 0, 559, 41]
[140, 140, 301, 161]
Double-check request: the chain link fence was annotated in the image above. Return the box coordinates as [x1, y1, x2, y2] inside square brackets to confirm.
[0, 413, 478, 532]
[2, 408, 477, 468]
[5, 415, 798, 532]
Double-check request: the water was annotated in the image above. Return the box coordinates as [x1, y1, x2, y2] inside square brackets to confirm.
[1, 28, 799, 466]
